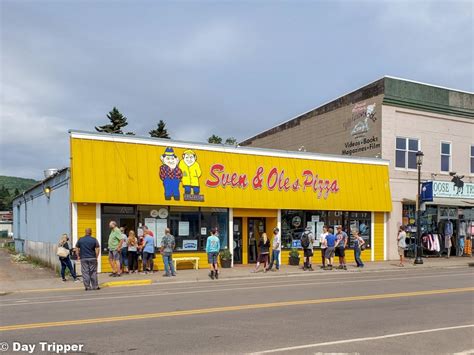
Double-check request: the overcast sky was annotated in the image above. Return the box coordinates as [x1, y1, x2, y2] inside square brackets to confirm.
[1, 0, 472, 179]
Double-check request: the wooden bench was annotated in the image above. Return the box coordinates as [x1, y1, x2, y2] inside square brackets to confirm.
[173, 257, 200, 270]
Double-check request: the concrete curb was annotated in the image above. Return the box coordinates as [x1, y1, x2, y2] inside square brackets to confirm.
[101, 279, 153, 288]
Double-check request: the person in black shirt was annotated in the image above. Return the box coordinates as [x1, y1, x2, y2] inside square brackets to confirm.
[76, 228, 100, 291]
[252, 233, 270, 273]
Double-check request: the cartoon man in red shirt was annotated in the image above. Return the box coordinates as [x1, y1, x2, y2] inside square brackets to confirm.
[159, 147, 183, 200]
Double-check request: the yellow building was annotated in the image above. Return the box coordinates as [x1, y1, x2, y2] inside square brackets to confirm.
[70, 131, 392, 272]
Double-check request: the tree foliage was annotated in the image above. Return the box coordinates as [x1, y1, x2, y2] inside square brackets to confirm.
[225, 137, 237, 145]
[207, 134, 223, 144]
[95, 107, 134, 134]
[149, 120, 170, 139]
[208, 135, 238, 145]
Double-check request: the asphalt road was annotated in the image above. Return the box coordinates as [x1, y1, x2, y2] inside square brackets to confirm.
[1, 267, 473, 354]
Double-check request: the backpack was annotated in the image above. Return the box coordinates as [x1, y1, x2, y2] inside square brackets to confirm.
[301, 231, 310, 249]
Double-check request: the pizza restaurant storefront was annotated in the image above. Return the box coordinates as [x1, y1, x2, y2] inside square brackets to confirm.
[70, 131, 392, 272]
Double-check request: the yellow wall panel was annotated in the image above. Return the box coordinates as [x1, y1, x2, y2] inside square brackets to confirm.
[374, 212, 385, 261]
[70, 137, 392, 212]
[77, 203, 96, 239]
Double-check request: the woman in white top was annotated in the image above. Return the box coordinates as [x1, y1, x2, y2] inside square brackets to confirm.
[319, 226, 329, 269]
[397, 225, 407, 267]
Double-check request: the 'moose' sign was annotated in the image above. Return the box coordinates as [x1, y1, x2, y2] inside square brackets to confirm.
[433, 180, 474, 199]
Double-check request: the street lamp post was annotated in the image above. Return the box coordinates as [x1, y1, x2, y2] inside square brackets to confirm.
[414, 151, 424, 265]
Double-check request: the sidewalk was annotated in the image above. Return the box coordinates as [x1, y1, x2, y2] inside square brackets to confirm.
[1, 248, 472, 294]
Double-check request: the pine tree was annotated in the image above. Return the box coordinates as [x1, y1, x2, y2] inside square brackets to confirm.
[95, 107, 133, 134]
[208, 134, 223, 144]
[13, 188, 20, 197]
[149, 120, 170, 139]
[225, 137, 237, 145]
[0, 186, 10, 210]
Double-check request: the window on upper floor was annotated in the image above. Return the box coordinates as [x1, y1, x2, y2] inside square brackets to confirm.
[471, 145, 474, 174]
[441, 142, 451, 173]
[395, 137, 419, 169]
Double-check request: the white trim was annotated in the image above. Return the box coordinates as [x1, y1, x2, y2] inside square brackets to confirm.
[440, 141, 452, 173]
[69, 131, 389, 167]
[72, 203, 78, 247]
[229, 208, 234, 268]
[96, 203, 102, 273]
[277, 209, 282, 265]
[371, 212, 375, 262]
[383, 212, 387, 261]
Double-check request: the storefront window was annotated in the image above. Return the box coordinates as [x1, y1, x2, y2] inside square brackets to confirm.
[136, 205, 228, 252]
[281, 210, 372, 249]
[201, 208, 228, 250]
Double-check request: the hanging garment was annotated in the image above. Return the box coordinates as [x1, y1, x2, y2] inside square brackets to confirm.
[432, 234, 440, 252]
[464, 238, 472, 256]
[459, 221, 467, 237]
[444, 235, 452, 249]
[444, 221, 453, 236]
[458, 237, 465, 256]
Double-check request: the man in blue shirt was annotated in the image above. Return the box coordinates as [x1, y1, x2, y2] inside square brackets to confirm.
[206, 228, 221, 280]
[324, 228, 337, 270]
[76, 228, 100, 291]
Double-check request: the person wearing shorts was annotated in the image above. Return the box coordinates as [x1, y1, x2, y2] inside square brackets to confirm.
[108, 221, 123, 277]
[397, 225, 407, 267]
[206, 228, 221, 280]
[324, 228, 337, 270]
[335, 226, 348, 270]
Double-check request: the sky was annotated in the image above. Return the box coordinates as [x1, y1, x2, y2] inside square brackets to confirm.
[1, 0, 473, 179]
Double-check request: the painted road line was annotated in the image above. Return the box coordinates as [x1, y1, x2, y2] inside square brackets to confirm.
[250, 324, 474, 354]
[0, 287, 473, 332]
[2, 271, 472, 307]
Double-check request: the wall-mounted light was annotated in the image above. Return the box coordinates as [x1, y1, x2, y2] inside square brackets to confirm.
[44, 186, 52, 199]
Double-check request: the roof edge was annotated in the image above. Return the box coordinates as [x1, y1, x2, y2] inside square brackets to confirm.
[69, 130, 390, 167]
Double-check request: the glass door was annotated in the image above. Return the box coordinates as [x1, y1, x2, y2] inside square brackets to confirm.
[248, 218, 266, 264]
[233, 218, 243, 264]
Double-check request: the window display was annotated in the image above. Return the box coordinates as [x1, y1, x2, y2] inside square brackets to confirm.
[138, 205, 228, 251]
[281, 210, 371, 249]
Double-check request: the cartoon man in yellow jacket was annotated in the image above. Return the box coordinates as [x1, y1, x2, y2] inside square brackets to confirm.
[179, 149, 202, 195]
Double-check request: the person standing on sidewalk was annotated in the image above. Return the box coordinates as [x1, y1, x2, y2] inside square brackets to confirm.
[397, 225, 407, 267]
[267, 228, 281, 271]
[301, 227, 315, 271]
[353, 229, 365, 268]
[324, 228, 337, 270]
[75, 228, 100, 291]
[253, 233, 270, 273]
[142, 229, 155, 274]
[335, 226, 348, 270]
[127, 230, 139, 273]
[57, 234, 79, 282]
[206, 228, 221, 280]
[161, 228, 176, 277]
[319, 226, 329, 269]
[120, 227, 128, 273]
[108, 221, 123, 277]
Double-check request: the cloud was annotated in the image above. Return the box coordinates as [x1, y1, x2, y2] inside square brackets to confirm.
[159, 21, 246, 65]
